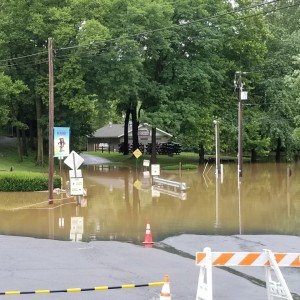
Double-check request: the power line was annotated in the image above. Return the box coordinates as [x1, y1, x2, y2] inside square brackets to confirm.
[58, 0, 282, 52]
[52, 1, 299, 65]
[0, 51, 48, 63]
[0, 0, 297, 70]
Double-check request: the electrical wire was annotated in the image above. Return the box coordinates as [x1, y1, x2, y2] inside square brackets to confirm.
[0, 0, 298, 70]
[58, 0, 283, 52]
[52, 1, 300, 65]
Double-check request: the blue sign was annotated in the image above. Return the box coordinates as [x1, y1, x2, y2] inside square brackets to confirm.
[54, 127, 70, 158]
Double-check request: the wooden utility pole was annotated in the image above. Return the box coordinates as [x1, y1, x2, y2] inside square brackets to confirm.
[235, 71, 247, 177]
[48, 37, 54, 204]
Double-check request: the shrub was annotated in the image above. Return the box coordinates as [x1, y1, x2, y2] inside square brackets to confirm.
[0, 172, 61, 192]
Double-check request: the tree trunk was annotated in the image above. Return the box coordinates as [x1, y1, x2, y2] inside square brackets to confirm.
[151, 126, 157, 164]
[131, 106, 139, 152]
[251, 149, 257, 162]
[123, 108, 130, 155]
[275, 137, 281, 162]
[22, 129, 28, 157]
[36, 96, 44, 165]
[199, 143, 205, 164]
[16, 128, 23, 162]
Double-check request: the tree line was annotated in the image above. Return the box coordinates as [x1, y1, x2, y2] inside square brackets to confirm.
[0, 0, 300, 164]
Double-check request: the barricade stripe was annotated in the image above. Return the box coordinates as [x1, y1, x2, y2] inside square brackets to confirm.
[0, 281, 165, 295]
[213, 253, 234, 265]
[264, 253, 285, 267]
[291, 256, 300, 267]
[196, 252, 206, 265]
[238, 253, 260, 266]
[196, 251, 300, 267]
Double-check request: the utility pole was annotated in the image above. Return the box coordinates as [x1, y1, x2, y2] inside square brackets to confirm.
[48, 37, 54, 204]
[235, 71, 247, 177]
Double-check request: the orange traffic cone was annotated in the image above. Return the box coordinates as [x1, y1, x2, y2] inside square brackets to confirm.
[143, 222, 154, 244]
[160, 275, 171, 299]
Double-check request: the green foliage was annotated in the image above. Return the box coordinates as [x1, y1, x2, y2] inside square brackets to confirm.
[0, 172, 61, 192]
[0, 0, 299, 161]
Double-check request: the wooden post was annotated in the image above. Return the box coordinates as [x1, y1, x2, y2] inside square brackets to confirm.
[48, 37, 54, 204]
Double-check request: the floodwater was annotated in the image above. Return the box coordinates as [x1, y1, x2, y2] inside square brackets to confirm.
[0, 162, 299, 243]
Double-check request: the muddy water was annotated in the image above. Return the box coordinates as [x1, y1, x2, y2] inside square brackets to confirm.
[0, 162, 299, 243]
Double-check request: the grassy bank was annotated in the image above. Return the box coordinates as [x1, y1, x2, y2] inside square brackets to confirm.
[0, 137, 47, 173]
[85, 151, 201, 169]
[0, 136, 241, 172]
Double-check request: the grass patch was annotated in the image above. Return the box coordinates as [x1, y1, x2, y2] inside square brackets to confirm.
[162, 163, 198, 171]
[85, 151, 200, 167]
[0, 137, 48, 173]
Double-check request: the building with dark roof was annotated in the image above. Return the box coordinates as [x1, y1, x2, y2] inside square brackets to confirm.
[87, 123, 172, 152]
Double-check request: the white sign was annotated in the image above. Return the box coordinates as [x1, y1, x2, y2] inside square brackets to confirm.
[70, 177, 84, 196]
[143, 159, 150, 167]
[241, 91, 248, 100]
[151, 164, 160, 176]
[64, 151, 84, 170]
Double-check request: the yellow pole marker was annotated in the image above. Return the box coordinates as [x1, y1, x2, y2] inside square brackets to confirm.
[95, 286, 109, 291]
[67, 288, 81, 293]
[149, 282, 164, 287]
[121, 284, 135, 289]
[35, 290, 50, 294]
[5, 291, 21, 295]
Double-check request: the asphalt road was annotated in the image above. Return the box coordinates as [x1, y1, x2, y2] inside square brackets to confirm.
[0, 235, 299, 299]
[80, 153, 111, 165]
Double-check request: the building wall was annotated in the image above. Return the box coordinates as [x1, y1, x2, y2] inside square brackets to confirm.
[87, 125, 172, 152]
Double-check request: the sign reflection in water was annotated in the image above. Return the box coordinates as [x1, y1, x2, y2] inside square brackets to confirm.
[0, 162, 299, 242]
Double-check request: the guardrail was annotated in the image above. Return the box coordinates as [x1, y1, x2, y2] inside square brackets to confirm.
[152, 177, 188, 191]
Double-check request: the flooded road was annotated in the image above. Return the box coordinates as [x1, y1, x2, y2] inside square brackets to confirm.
[0, 162, 299, 243]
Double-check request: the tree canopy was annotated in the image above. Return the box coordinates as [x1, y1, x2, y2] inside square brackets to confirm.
[0, 0, 300, 162]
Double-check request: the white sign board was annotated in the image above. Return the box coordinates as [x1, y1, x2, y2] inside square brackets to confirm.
[143, 159, 150, 167]
[151, 164, 160, 176]
[64, 151, 84, 170]
[70, 177, 84, 196]
[241, 91, 248, 100]
[70, 217, 84, 234]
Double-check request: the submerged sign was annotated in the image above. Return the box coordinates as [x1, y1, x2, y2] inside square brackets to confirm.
[54, 127, 70, 157]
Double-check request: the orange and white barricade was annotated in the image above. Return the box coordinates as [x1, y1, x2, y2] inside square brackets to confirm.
[196, 247, 300, 300]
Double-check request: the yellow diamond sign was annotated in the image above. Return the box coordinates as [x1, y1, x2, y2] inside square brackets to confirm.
[133, 148, 142, 159]
[133, 179, 142, 190]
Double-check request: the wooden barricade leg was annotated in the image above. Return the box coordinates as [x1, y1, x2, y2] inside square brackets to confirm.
[196, 247, 213, 300]
[264, 249, 293, 300]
